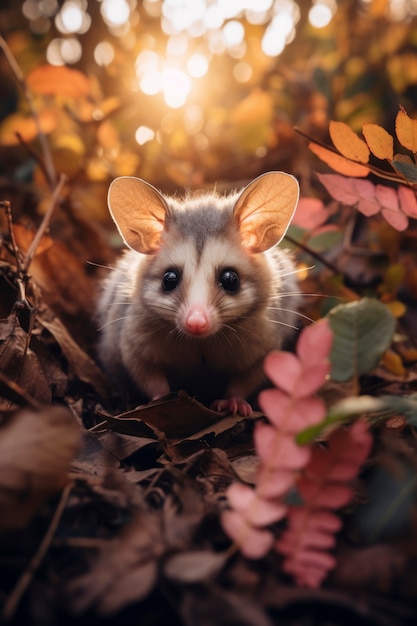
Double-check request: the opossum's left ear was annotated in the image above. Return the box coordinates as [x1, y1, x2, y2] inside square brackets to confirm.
[233, 171, 299, 253]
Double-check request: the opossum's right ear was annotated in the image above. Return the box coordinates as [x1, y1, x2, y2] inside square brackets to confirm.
[107, 176, 169, 254]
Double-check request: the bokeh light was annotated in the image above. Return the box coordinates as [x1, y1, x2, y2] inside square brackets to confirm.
[19, 0, 352, 109]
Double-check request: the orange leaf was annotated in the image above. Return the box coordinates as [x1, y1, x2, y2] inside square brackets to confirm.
[27, 64, 91, 99]
[309, 142, 370, 177]
[395, 107, 417, 152]
[382, 349, 406, 376]
[0, 110, 57, 146]
[329, 120, 370, 164]
[362, 123, 394, 160]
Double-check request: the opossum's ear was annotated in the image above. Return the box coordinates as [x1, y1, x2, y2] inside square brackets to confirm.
[233, 171, 299, 253]
[107, 177, 169, 254]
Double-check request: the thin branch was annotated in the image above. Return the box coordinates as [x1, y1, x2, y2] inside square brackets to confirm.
[22, 174, 68, 274]
[294, 127, 410, 185]
[0, 35, 57, 188]
[2, 481, 74, 621]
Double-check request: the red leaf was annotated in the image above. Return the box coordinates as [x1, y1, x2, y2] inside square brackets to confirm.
[288, 508, 342, 534]
[298, 479, 353, 508]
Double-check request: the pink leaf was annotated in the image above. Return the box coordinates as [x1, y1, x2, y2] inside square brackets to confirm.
[226, 482, 287, 526]
[298, 479, 353, 509]
[316, 173, 360, 205]
[254, 422, 310, 470]
[291, 197, 329, 230]
[296, 362, 331, 397]
[263, 351, 302, 394]
[296, 319, 333, 365]
[376, 184, 409, 231]
[398, 185, 417, 218]
[256, 466, 296, 498]
[353, 179, 380, 216]
[221, 510, 274, 559]
[258, 389, 326, 432]
[263, 352, 328, 398]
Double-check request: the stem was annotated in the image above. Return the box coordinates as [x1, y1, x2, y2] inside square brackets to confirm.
[22, 174, 67, 274]
[2, 482, 73, 621]
[0, 35, 57, 188]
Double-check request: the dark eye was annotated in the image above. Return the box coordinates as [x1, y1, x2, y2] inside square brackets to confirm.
[162, 269, 180, 291]
[219, 269, 240, 292]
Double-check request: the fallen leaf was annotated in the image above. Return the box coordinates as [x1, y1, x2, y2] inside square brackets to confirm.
[67, 511, 161, 615]
[163, 550, 227, 582]
[0, 406, 81, 531]
[0, 316, 51, 405]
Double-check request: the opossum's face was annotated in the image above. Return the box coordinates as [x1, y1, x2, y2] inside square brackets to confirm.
[141, 211, 273, 339]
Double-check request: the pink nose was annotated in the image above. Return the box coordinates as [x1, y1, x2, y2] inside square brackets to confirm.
[185, 308, 209, 335]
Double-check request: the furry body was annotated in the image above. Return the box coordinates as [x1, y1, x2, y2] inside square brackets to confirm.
[97, 173, 300, 412]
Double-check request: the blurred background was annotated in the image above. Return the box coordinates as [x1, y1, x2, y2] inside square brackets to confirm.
[1, 0, 417, 204]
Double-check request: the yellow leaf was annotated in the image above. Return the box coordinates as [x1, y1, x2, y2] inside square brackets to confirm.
[382, 349, 406, 377]
[395, 107, 417, 152]
[309, 142, 370, 177]
[27, 64, 91, 99]
[384, 299, 406, 318]
[362, 124, 394, 161]
[329, 120, 370, 163]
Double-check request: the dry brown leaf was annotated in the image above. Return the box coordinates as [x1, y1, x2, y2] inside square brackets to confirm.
[67, 511, 161, 615]
[0, 316, 51, 405]
[39, 310, 110, 399]
[0, 406, 81, 531]
[163, 550, 227, 582]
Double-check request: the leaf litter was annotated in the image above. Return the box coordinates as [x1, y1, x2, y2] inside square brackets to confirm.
[1, 123, 417, 626]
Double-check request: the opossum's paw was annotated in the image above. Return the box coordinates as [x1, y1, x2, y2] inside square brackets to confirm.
[211, 397, 253, 417]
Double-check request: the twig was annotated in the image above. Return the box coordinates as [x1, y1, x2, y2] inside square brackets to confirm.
[0, 200, 23, 276]
[2, 481, 74, 621]
[0, 35, 57, 188]
[22, 173, 67, 274]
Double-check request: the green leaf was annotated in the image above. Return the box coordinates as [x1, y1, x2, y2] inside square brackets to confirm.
[296, 395, 383, 444]
[327, 298, 396, 382]
[296, 393, 417, 444]
[391, 159, 417, 183]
